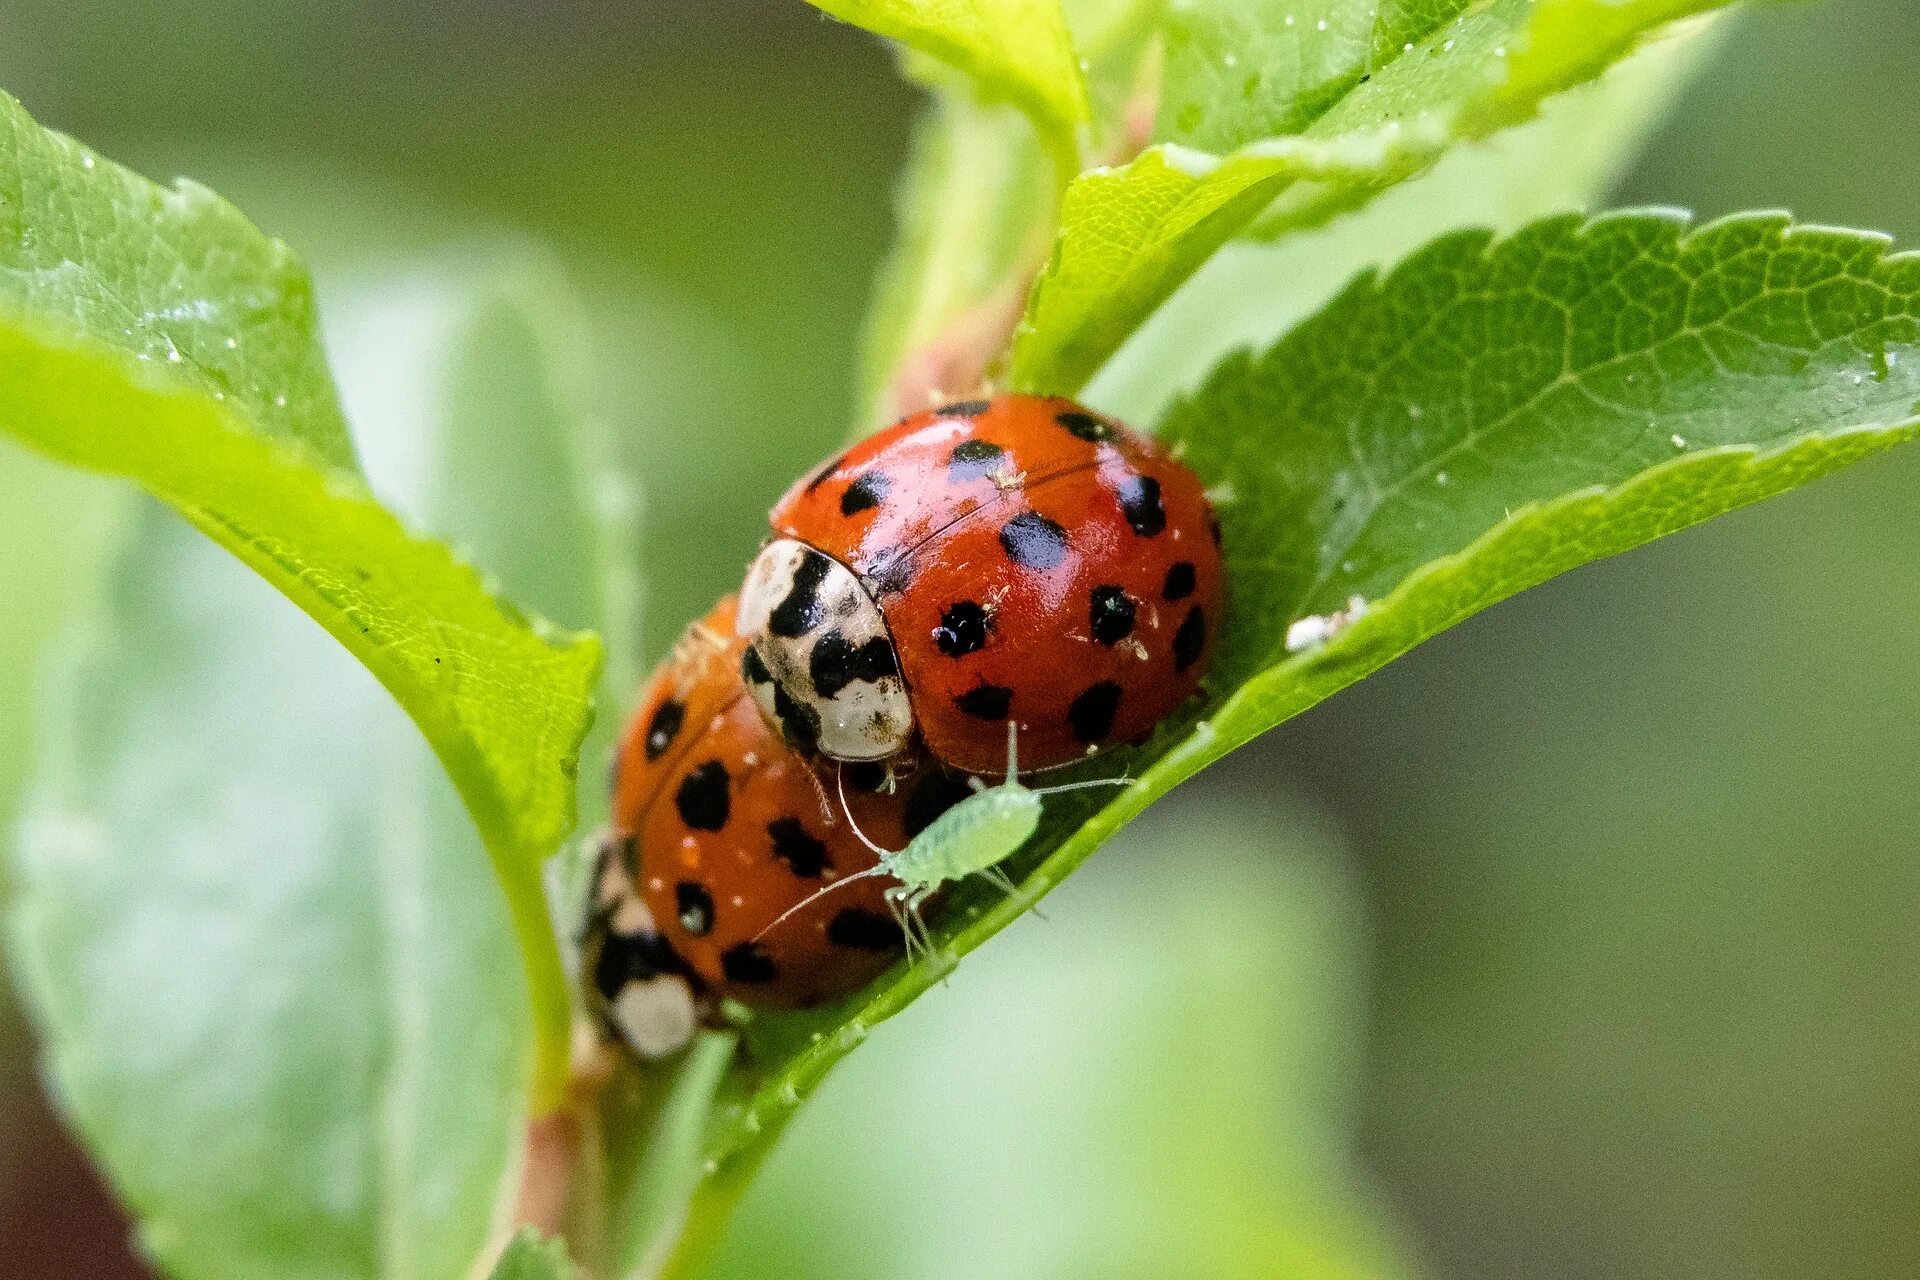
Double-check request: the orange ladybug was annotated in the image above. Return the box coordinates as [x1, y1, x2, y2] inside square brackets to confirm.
[736, 395, 1223, 776]
[582, 599, 971, 1054]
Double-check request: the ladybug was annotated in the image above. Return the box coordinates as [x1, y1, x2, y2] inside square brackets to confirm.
[578, 833, 698, 1059]
[737, 394, 1224, 776]
[586, 598, 972, 1048]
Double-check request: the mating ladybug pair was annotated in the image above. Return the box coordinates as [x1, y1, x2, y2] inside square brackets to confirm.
[580, 395, 1224, 1058]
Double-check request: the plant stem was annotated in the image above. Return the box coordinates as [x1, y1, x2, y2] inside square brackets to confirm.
[649, 1141, 777, 1280]
[500, 856, 574, 1117]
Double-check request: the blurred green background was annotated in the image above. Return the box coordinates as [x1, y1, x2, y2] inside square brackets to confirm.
[2, 2, 1919, 1277]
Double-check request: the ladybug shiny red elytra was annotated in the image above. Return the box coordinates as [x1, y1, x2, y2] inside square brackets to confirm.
[737, 394, 1224, 776]
[582, 598, 972, 1056]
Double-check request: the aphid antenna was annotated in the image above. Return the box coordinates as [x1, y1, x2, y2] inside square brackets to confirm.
[835, 763, 903, 859]
[1031, 776, 1133, 797]
[748, 863, 889, 947]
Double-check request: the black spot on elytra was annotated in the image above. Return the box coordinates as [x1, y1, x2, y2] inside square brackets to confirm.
[593, 927, 686, 1001]
[1089, 586, 1136, 645]
[615, 833, 638, 877]
[999, 511, 1069, 570]
[769, 549, 832, 637]
[947, 438, 1006, 483]
[932, 600, 990, 657]
[954, 684, 1014, 721]
[1057, 410, 1114, 443]
[1068, 682, 1122, 742]
[804, 452, 848, 493]
[809, 629, 898, 698]
[721, 942, 779, 985]
[1174, 607, 1207, 673]
[771, 682, 821, 754]
[741, 645, 773, 686]
[675, 881, 714, 936]
[675, 761, 731, 830]
[937, 399, 992, 417]
[644, 699, 685, 760]
[1207, 512, 1223, 547]
[828, 907, 901, 952]
[1163, 561, 1197, 601]
[1114, 474, 1166, 536]
[840, 470, 889, 516]
[768, 816, 829, 878]
[905, 771, 973, 839]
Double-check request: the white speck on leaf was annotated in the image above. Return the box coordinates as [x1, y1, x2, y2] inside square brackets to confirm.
[1286, 596, 1370, 653]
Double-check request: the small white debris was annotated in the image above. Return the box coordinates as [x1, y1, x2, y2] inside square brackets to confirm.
[1285, 13, 1295, 25]
[1494, 45, 1508, 57]
[1403, 41, 1414, 51]
[1224, 52, 1238, 67]
[1408, 403, 1424, 419]
[1286, 595, 1369, 653]
[81, 155, 95, 170]
[1316, 18, 1328, 29]
[1671, 434, 1687, 448]
[1435, 470, 1450, 485]
[1204, 480, 1238, 505]
[225, 337, 238, 350]
[274, 394, 288, 407]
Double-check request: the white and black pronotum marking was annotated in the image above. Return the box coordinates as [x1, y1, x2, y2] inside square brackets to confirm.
[736, 538, 913, 761]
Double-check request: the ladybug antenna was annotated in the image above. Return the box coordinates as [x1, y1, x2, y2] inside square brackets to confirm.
[802, 762, 836, 828]
[835, 762, 902, 859]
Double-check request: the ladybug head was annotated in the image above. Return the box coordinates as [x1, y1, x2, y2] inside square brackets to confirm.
[736, 538, 912, 762]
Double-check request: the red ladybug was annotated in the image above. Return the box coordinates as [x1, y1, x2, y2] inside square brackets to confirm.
[584, 598, 971, 1052]
[737, 395, 1224, 776]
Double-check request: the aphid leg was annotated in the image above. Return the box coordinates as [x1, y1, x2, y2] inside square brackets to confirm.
[884, 884, 925, 965]
[905, 885, 938, 955]
[979, 865, 1018, 896]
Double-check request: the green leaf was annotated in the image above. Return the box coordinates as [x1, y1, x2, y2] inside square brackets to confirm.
[851, 0, 1166, 427]
[489, 1230, 580, 1280]
[0, 93, 599, 1110]
[1010, 0, 1731, 395]
[5, 252, 621, 1280]
[805, 0, 1089, 183]
[1089, 14, 1721, 423]
[688, 211, 1920, 1226]
[1160, 0, 1480, 154]
[8, 510, 531, 1280]
[855, 93, 1049, 427]
[707, 809, 1415, 1280]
